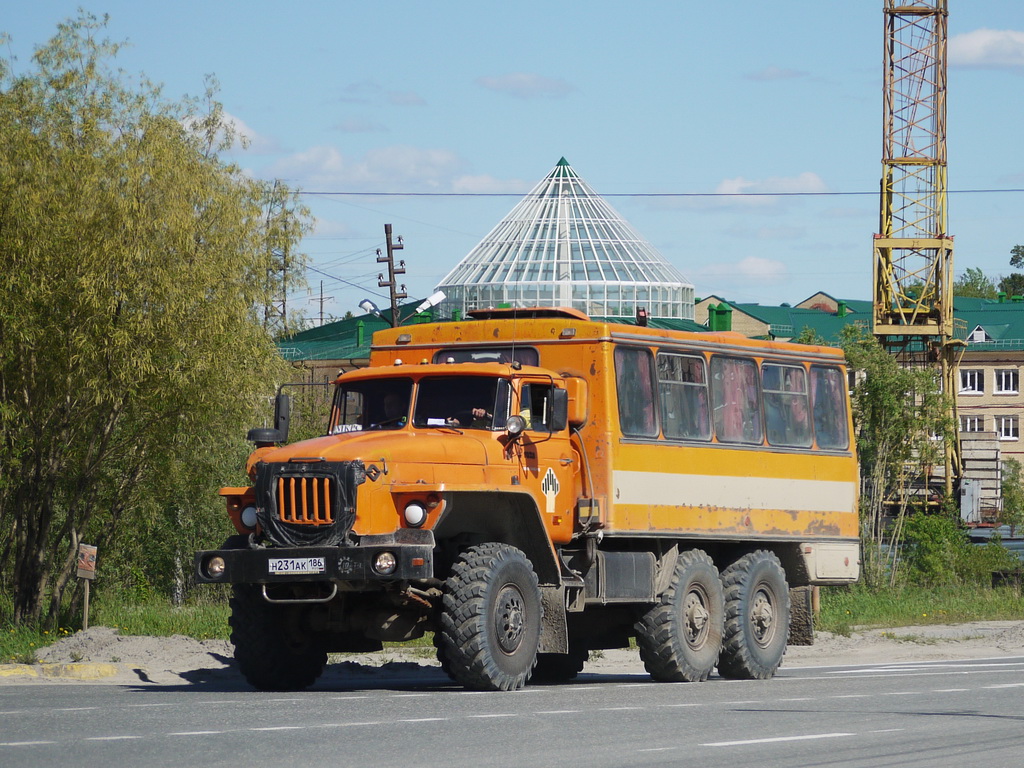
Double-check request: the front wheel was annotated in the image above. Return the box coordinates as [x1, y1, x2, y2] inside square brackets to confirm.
[635, 549, 724, 682]
[229, 585, 327, 691]
[436, 543, 543, 691]
[718, 550, 790, 680]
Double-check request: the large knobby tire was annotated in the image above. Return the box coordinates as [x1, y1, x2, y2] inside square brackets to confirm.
[635, 549, 724, 682]
[229, 584, 327, 691]
[718, 550, 791, 680]
[436, 543, 543, 691]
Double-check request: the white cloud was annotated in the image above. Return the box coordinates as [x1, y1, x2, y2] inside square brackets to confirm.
[387, 91, 427, 106]
[950, 29, 1024, 69]
[647, 172, 829, 212]
[332, 118, 388, 134]
[476, 73, 574, 99]
[264, 144, 469, 192]
[746, 66, 809, 82]
[692, 255, 789, 288]
[451, 174, 532, 194]
[337, 80, 427, 106]
[220, 111, 280, 154]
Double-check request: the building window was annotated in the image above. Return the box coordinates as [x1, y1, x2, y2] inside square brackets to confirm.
[997, 416, 1019, 441]
[995, 369, 1019, 395]
[959, 369, 984, 395]
[960, 415, 983, 433]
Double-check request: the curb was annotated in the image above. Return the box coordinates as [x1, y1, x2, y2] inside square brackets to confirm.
[0, 662, 120, 680]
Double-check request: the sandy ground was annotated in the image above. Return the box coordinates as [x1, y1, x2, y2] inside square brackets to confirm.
[1, 620, 1022, 686]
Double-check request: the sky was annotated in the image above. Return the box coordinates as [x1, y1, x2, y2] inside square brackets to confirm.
[7, 1, 1024, 322]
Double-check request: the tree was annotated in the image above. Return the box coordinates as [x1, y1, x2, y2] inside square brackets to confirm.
[1000, 459, 1024, 536]
[1009, 245, 1024, 270]
[838, 326, 955, 587]
[0, 14, 311, 626]
[996, 244, 1024, 298]
[953, 267, 997, 299]
[998, 273, 1024, 298]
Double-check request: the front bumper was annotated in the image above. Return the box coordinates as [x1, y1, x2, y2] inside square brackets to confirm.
[194, 530, 435, 585]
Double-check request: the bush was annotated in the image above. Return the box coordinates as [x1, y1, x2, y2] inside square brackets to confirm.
[899, 513, 1019, 587]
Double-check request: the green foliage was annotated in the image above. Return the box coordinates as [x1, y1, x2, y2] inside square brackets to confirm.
[818, 582, 1024, 633]
[91, 595, 231, 640]
[839, 325, 956, 587]
[998, 273, 1024, 298]
[0, 13, 311, 628]
[1000, 459, 1024, 534]
[1009, 244, 1024, 270]
[953, 267, 998, 299]
[791, 326, 827, 345]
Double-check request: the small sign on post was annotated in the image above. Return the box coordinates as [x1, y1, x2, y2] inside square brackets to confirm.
[77, 544, 97, 630]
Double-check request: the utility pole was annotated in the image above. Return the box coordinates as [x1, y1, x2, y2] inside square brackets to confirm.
[309, 280, 334, 326]
[377, 223, 407, 327]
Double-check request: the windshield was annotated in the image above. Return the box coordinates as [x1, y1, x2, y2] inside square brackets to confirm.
[413, 377, 510, 430]
[330, 378, 412, 433]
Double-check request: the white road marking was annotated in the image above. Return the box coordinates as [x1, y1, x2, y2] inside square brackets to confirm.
[704, 732, 854, 747]
[168, 730, 225, 736]
[0, 741, 57, 747]
[85, 736, 143, 741]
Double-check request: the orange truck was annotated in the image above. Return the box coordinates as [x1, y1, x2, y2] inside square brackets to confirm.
[195, 307, 860, 691]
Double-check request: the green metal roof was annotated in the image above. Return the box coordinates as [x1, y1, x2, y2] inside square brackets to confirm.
[278, 293, 1024, 363]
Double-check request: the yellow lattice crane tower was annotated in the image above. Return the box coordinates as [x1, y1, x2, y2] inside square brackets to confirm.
[872, 0, 961, 493]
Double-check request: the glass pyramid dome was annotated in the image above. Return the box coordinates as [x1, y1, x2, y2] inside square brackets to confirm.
[436, 158, 694, 320]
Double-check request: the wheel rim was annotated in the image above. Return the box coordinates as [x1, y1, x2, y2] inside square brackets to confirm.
[750, 584, 777, 649]
[494, 583, 526, 654]
[684, 585, 711, 649]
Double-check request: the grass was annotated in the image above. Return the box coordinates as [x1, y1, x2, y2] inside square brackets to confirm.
[3, 582, 1024, 662]
[817, 583, 1024, 636]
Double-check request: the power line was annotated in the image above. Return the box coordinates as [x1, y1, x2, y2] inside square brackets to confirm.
[298, 188, 1024, 199]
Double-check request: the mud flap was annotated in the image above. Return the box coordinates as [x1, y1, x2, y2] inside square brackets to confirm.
[539, 586, 568, 654]
[788, 585, 814, 646]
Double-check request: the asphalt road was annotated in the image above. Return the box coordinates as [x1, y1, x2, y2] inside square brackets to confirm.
[3, 656, 1024, 768]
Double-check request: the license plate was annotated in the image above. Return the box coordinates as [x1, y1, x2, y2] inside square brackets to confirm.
[268, 557, 325, 575]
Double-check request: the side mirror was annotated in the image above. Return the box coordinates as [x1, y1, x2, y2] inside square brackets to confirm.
[274, 393, 291, 442]
[246, 393, 291, 445]
[550, 389, 568, 432]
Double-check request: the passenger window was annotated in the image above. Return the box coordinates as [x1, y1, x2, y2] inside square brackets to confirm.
[657, 353, 711, 441]
[810, 366, 850, 450]
[413, 377, 507, 430]
[710, 357, 763, 444]
[519, 383, 555, 432]
[614, 347, 658, 438]
[762, 364, 812, 447]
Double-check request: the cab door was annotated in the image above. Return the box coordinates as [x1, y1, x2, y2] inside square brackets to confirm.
[513, 380, 575, 544]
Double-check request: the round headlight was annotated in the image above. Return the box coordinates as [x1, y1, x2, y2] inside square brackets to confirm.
[240, 506, 258, 530]
[205, 556, 226, 578]
[373, 551, 398, 575]
[506, 414, 527, 436]
[404, 502, 428, 528]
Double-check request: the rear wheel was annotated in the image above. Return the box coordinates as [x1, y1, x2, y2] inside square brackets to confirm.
[635, 549, 724, 682]
[718, 550, 790, 680]
[436, 543, 542, 691]
[229, 585, 327, 691]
